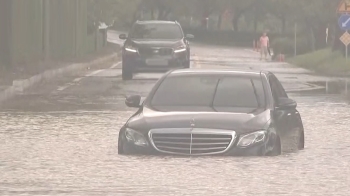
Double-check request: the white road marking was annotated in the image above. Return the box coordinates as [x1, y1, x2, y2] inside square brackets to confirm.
[85, 69, 104, 77]
[55, 61, 121, 92]
[57, 83, 74, 91]
[73, 78, 83, 83]
[110, 62, 121, 69]
[191, 55, 201, 68]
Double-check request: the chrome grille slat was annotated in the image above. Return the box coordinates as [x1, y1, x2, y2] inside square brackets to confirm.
[154, 141, 191, 145]
[153, 136, 231, 141]
[149, 128, 236, 155]
[191, 142, 230, 146]
[191, 146, 227, 151]
[157, 145, 190, 151]
[192, 138, 231, 141]
[152, 136, 190, 140]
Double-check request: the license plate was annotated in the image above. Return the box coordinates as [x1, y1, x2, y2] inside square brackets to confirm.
[146, 59, 168, 66]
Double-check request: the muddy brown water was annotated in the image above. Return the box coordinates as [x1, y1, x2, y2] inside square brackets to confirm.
[1, 93, 350, 196]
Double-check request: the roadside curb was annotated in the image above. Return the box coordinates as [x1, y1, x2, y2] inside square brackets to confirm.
[0, 53, 118, 105]
[286, 86, 325, 93]
[191, 54, 200, 68]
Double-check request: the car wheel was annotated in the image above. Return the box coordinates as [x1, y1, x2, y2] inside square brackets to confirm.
[118, 133, 124, 155]
[122, 61, 133, 80]
[298, 129, 305, 150]
[184, 60, 190, 68]
[266, 136, 281, 156]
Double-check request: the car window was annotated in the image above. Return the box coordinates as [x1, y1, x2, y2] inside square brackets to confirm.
[129, 23, 183, 40]
[150, 75, 266, 109]
[151, 76, 218, 106]
[269, 75, 287, 102]
[213, 77, 265, 108]
[275, 77, 288, 98]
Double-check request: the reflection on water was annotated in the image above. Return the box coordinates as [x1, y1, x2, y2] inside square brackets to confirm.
[1, 95, 350, 196]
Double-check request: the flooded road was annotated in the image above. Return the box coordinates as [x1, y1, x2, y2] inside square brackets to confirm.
[1, 43, 350, 195]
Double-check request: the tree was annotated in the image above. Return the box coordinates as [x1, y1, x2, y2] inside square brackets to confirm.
[265, 0, 294, 33]
[88, 0, 142, 27]
[228, 0, 256, 31]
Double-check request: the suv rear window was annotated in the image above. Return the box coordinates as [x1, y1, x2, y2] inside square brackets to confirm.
[129, 23, 183, 40]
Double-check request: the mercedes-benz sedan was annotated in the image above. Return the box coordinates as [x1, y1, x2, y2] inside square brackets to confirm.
[118, 69, 305, 156]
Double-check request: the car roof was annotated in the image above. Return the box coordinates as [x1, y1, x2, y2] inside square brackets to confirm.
[135, 20, 177, 25]
[169, 68, 270, 77]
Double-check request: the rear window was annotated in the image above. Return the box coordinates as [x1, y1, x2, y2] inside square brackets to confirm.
[129, 23, 183, 40]
[150, 75, 265, 109]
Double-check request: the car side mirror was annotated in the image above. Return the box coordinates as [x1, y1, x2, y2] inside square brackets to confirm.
[119, 34, 127, 40]
[277, 97, 297, 110]
[186, 34, 194, 39]
[125, 95, 141, 108]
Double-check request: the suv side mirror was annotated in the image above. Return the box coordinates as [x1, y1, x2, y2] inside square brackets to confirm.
[277, 97, 297, 110]
[119, 34, 127, 40]
[125, 95, 141, 108]
[186, 34, 194, 39]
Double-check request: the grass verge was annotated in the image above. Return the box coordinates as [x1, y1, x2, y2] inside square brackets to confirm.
[288, 48, 350, 77]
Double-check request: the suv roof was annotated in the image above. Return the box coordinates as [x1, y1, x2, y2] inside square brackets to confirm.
[135, 20, 178, 25]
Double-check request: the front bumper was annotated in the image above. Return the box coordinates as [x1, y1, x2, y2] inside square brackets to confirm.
[119, 131, 270, 157]
[122, 51, 188, 73]
[121, 141, 268, 157]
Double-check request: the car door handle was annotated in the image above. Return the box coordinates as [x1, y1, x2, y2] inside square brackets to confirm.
[287, 113, 292, 116]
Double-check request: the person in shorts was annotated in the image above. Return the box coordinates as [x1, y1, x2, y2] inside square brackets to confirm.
[259, 32, 269, 61]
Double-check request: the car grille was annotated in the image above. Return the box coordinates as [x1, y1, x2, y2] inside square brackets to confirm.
[138, 47, 173, 56]
[149, 129, 236, 155]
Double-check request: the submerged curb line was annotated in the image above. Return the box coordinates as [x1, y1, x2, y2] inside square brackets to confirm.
[0, 53, 118, 105]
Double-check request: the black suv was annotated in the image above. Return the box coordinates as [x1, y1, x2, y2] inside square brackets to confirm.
[119, 20, 194, 80]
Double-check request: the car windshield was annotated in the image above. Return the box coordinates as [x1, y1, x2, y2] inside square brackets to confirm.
[150, 75, 266, 112]
[129, 23, 183, 40]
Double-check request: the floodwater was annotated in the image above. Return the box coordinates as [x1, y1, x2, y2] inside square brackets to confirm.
[1, 93, 350, 196]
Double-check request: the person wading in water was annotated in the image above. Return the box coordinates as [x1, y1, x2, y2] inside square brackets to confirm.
[259, 32, 270, 61]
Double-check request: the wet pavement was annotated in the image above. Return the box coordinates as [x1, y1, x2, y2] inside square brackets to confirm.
[1, 38, 350, 195]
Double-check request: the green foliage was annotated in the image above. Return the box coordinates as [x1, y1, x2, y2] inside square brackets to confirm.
[271, 37, 294, 55]
[88, 0, 141, 26]
[288, 48, 350, 76]
[88, 0, 339, 54]
[271, 36, 311, 56]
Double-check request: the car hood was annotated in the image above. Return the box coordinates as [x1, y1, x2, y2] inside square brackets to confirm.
[130, 39, 182, 48]
[127, 106, 271, 135]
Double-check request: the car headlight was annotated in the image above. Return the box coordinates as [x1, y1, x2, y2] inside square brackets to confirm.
[125, 45, 137, 53]
[125, 128, 148, 146]
[237, 131, 266, 147]
[174, 46, 187, 53]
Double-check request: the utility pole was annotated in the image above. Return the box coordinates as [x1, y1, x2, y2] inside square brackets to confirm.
[294, 22, 297, 57]
[43, 0, 50, 61]
[75, 0, 79, 57]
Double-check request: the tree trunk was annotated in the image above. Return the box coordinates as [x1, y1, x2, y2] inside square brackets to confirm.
[217, 14, 222, 30]
[332, 27, 344, 54]
[309, 26, 316, 52]
[158, 10, 166, 20]
[281, 14, 286, 33]
[151, 9, 155, 20]
[252, 6, 258, 33]
[163, 9, 171, 20]
[253, 13, 258, 33]
[0, 0, 12, 66]
[232, 10, 243, 32]
[232, 17, 239, 31]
